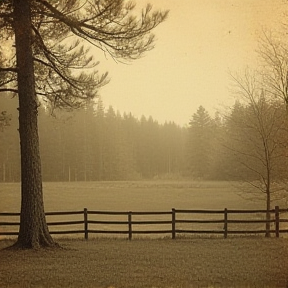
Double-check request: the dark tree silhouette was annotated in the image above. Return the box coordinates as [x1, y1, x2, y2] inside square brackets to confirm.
[0, 0, 168, 248]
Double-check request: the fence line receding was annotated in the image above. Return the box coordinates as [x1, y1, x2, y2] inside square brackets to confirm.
[0, 206, 288, 240]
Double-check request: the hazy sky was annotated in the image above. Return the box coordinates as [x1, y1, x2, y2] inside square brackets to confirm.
[94, 0, 288, 126]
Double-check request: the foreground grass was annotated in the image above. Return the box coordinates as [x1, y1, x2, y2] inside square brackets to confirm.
[0, 237, 288, 288]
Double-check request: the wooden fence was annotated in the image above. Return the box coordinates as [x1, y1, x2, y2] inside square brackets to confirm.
[0, 206, 288, 240]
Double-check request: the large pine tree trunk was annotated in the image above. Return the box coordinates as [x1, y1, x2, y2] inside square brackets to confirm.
[12, 0, 56, 248]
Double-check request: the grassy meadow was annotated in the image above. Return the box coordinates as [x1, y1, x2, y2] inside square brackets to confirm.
[1, 237, 288, 288]
[0, 180, 287, 239]
[0, 180, 275, 213]
[1, 181, 288, 288]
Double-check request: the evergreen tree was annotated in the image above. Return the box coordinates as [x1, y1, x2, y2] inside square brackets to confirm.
[0, 0, 168, 248]
[187, 106, 213, 179]
[136, 116, 160, 178]
[208, 112, 227, 180]
[94, 97, 105, 180]
[161, 122, 185, 178]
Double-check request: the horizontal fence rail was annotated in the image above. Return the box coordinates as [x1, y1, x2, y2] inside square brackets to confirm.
[0, 206, 288, 240]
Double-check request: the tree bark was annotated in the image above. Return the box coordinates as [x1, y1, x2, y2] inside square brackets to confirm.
[12, 0, 56, 248]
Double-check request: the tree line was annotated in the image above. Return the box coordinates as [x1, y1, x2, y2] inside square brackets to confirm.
[0, 96, 186, 182]
[2, 94, 288, 183]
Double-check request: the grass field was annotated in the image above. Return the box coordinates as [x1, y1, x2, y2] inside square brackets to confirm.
[1, 181, 288, 288]
[1, 237, 288, 288]
[0, 180, 280, 213]
[0, 180, 287, 239]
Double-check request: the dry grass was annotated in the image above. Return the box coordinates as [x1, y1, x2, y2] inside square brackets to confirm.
[1, 181, 288, 287]
[0, 181, 274, 214]
[1, 237, 288, 288]
[1, 181, 287, 238]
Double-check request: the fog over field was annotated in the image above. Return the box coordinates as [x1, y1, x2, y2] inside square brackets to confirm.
[0, 181, 277, 213]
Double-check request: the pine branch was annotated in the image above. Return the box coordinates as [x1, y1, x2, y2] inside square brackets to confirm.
[0, 67, 17, 72]
[35, 0, 168, 59]
[0, 88, 18, 93]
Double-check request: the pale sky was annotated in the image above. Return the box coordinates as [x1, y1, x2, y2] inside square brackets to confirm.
[95, 0, 288, 126]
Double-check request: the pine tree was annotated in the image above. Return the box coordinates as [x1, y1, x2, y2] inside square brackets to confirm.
[187, 106, 213, 179]
[0, 0, 168, 248]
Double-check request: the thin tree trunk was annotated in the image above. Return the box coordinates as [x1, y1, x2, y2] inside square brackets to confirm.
[12, 0, 56, 248]
[265, 187, 271, 237]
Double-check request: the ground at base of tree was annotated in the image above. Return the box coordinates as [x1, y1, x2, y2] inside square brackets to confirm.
[0, 237, 287, 288]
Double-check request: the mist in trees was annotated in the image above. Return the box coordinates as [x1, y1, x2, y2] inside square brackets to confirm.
[3, 97, 288, 184]
[2, 88, 288, 238]
[0, 100, 186, 182]
[185, 106, 226, 180]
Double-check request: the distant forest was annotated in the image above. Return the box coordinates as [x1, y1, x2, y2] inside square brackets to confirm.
[1, 94, 288, 182]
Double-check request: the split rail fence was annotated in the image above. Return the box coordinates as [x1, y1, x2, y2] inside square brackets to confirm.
[1, 206, 288, 240]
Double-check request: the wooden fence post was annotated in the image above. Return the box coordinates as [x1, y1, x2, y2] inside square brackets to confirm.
[275, 206, 280, 238]
[128, 212, 132, 240]
[172, 208, 176, 239]
[84, 208, 88, 240]
[224, 208, 228, 239]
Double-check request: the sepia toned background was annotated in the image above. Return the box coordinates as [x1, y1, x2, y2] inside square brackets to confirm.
[95, 0, 288, 126]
